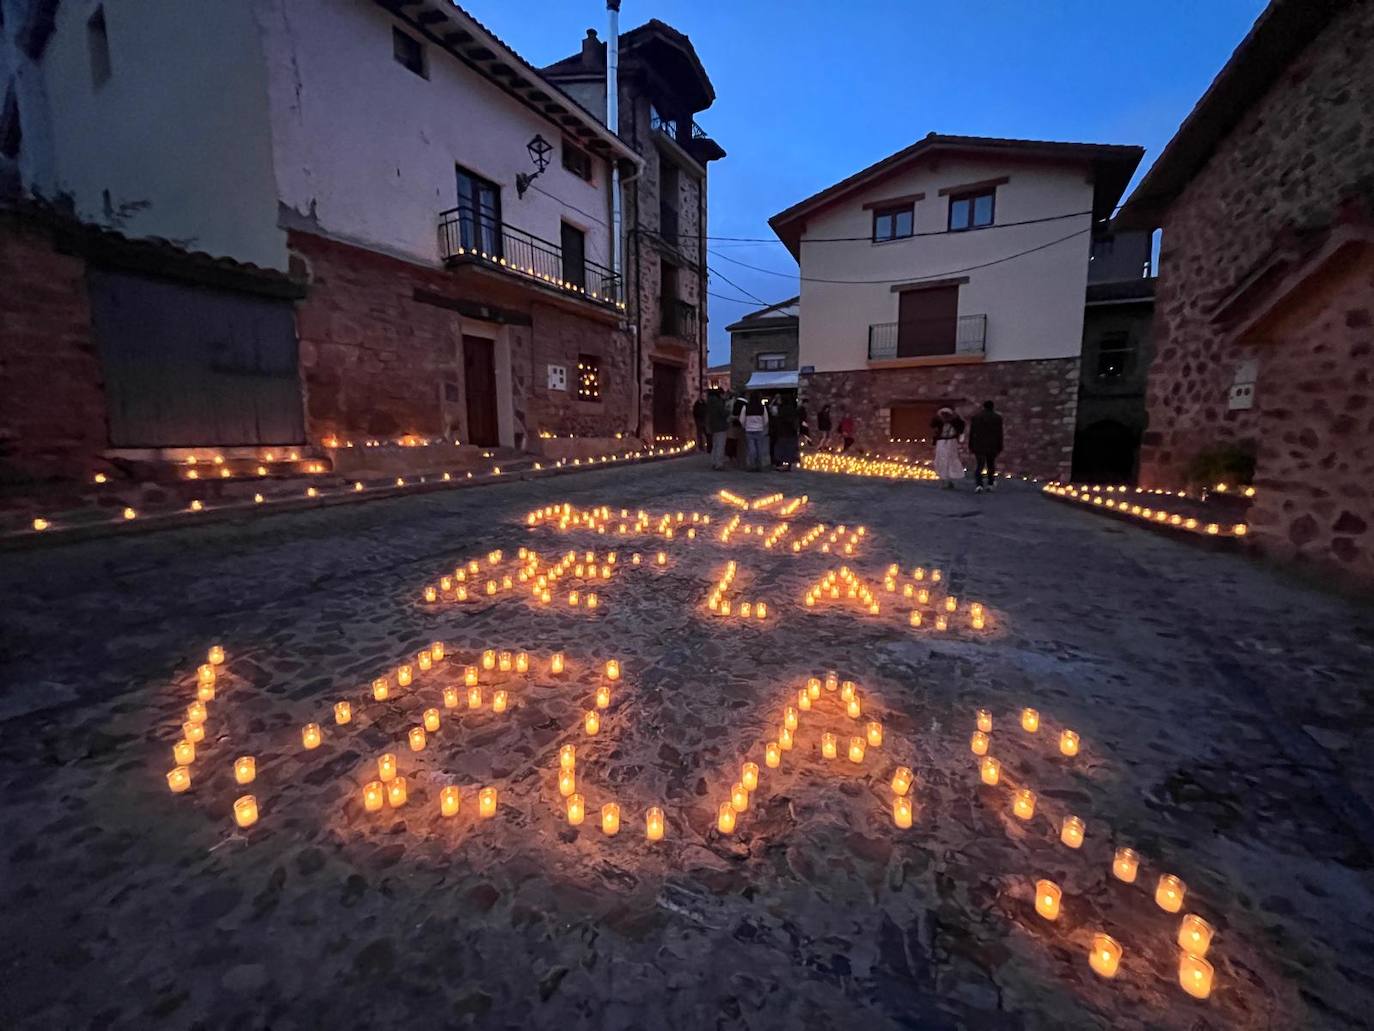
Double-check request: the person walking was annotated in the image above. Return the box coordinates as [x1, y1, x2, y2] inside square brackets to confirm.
[798, 401, 811, 449]
[742, 395, 770, 471]
[816, 404, 833, 450]
[774, 395, 800, 471]
[706, 389, 729, 470]
[968, 400, 1004, 493]
[838, 411, 856, 452]
[692, 396, 708, 451]
[726, 393, 747, 468]
[931, 407, 966, 489]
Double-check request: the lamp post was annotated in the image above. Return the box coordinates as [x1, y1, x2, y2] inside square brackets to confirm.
[516, 134, 554, 197]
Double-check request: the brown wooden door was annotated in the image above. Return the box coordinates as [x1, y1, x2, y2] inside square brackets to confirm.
[897, 286, 958, 357]
[652, 362, 682, 438]
[463, 335, 499, 447]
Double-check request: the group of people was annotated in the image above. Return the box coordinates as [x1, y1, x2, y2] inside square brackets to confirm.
[692, 390, 1004, 490]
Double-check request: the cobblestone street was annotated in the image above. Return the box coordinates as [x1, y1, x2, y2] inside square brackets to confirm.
[1, 457, 1372, 1030]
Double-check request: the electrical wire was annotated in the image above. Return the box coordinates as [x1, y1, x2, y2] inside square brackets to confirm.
[705, 263, 772, 307]
[656, 209, 1097, 244]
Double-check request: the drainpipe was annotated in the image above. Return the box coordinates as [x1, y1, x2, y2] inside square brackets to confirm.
[607, 2, 622, 282]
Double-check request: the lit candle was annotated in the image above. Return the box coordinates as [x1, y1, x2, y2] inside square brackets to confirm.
[1178, 915, 1214, 957]
[443, 686, 459, 709]
[798, 689, 812, 712]
[334, 700, 352, 724]
[187, 700, 207, 725]
[551, 652, 565, 674]
[558, 768, 577, 797]
[372, 677, 389, 701]
[976, 709, 992, 733]
[866, 721, 883, 747]
[970, 730, 989, 756]
[825, 670, 838, 692]
[840, 680, 856, 702]
[173, 738, 196, 765]
[891, 766, 914, 795]
[208, 645, 225, 666]
[416, 652, 432, 672]
[234, 755, 256, 785]
[408, 726, 426, 752]
[783, 706, 799, 731]
[893, 795, 913, 828]
[934, 615, 947, 631]
[479, 787, 497, 819]
[1061, 815, 1085, 848]
[492, 689, 508, 713]
[233, 794, 259, 828]
[765, 741, 781, 768]
[846, 696, 862, 719]
[821, 732, 838, 760]
[980, 756, 1001, 785]
[498, 651, 513, 672]
[596, 685, 611, 709]
[564, 792, 586, 825]
[605, 659, 621, 681]
[468, 685, 482, 710]
[1089, 934, 1122, 978]
[807, 678, 821, 700]
[431, 641, 444, 661]
[646, 806, 665, 841]
[440, 785, 461, 817]
[717, 801, 737, 834]
[1060, 729, 1080, 756]
[1013, 788, 1036, 820]
[559, 744, 576, 771]
[656, 551, 667, 566]
[1156, 874, 1186, 913]
[778, 726, 794, 751]
[584, 710, 600, 735]
[388, 776, 408, 807]
[424, 586, 437, 603]
[1034, 879, 1062, 920]
[421, 707, 440, 733]
[1021, 708, 1040, 733]
[364, 780, 385, 812]
[1112, 847, 1140, 883]
[846, 736, 865, 764]
[378, 753, 397, 782]
[741, 761, 759, 792]
[1178, 953, 1214, 999]
[730, 782, 750, 812]
[183, 720, 204, 744]
[601, 802, 621, 835]
[397, 665, 413, 687]
[167, 766, 191, 793]
[482, 649, 496, 670]
[197, 661, 216, 689]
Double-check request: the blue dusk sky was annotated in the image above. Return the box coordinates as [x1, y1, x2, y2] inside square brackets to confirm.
[477, 0, 1269, 364]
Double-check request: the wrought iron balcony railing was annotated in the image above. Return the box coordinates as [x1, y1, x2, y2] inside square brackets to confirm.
[651, 112, 714, 147]
[438, 205, 624, 311]
[660, 298, 698, 341]
[868, 315, 987, 361]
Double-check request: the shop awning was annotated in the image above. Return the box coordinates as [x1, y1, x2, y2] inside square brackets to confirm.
[743, 370, 800, 391]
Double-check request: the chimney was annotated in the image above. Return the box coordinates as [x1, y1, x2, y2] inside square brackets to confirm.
[581, 29, 604, 70]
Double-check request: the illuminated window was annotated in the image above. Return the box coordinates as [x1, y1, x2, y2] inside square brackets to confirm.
[576, 354, 602, 402]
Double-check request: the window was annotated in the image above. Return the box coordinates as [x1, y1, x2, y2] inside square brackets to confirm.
[949, 189, 995, 231]
[560, 222, 586, 289]
[87, 7, 111, 87]
[1095, 331, 1135, 380]
[562, 139, 592, 181]
[393, 27, 426, 78]
[455, 165, 501, 257]
[576, 354, 602, 402]
[756, 352, 787, 372]
[872, 205, 913, 243]
[660, 161, 680, 244]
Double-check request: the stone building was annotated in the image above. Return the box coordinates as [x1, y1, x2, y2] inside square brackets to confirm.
[725, 297, 800, 394]
[0, 0, 643, 482]
[770, 134, 1143, 479]
[544, 19, 725, 442]
[1116, 0, 1374, 584]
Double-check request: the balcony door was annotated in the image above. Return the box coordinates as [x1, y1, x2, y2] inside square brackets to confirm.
[560, 222, 586, 289]
[897, 285, 958, 357]
[456, 165, 502, 258]
[463, 335, 499, 447]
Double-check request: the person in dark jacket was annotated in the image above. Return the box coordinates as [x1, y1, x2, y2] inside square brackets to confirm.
[773, 395, 800, 471]
[816, 404, 833, 449]
[692, 397, 708, 451]
[968, 400, 1004, 492]
[705, 390, 729, 469]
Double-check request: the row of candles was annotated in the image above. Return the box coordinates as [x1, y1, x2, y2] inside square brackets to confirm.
[524, 503, 710, 538]
[1042, 483, 1250, 538]
[800, 566, 987, 632]
[704, 560, 769, 620]
[799, 452, 942, 482]
[974, 706, 1217, 999]
[419, 545, 670, 608]
[1060, 481, 1255, 500]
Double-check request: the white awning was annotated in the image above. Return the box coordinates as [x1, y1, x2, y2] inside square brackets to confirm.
[743, 370, 800, 391]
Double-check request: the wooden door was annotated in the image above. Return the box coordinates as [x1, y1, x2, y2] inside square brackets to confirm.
[463, 335, 499, 447]
[652, 362, 682, 438]
[897, 286, 958, 357]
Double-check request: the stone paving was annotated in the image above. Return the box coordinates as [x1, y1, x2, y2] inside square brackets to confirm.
[1, 458, 1372, 1030]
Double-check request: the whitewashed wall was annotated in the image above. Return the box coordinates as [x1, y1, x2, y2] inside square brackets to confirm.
[797, 155, 1095, 372]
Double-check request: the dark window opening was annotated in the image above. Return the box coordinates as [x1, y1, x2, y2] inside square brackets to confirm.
[659, 160, 680, 245]
[560, 221, 586, 289]
[1095, 331, 1134, 380]
[756, 352, 787, 371]
[393, 27, 427, 78]
[87, 6, 111, 87]
[872, 205, 913, 242]
[562, 138, 592, 181]
[576, 354, 602, 402]
[0, 85, 21, 160]
[949, 189, 995, 231]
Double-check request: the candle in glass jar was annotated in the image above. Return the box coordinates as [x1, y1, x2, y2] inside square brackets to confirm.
[825, 670, 839, 692]
[605, 659, 621, 681]
[183, 720, 205, 744]
[424, 586, 438, 603]
[730, 782, 750, 812]
[840, 680, 856, 702]
[798, 689, 812, 711]
[891, 766, 914, 795]
[980, 756, 1001, 786]
[443, 686, 459, 709]
[397, 665, 413, 688]
[167, 766, 191, 793]
[846, 696, 862, 719]
[173, 738, 196, 765]
[596, 685, 611, 709]
[468, 686, 482, 710]
[1060, 729, 1080, 756]
[335, 700, 352, 724]
[646, 806, 665, 841]
[566, 793, 585, 825]
[423, 707, 440, 732]
[1178, 915, 1214, 957]
[1034, 879, 1062, 920]
[1156, 874, 1186, 913]
[388, 776, 408, 807]
[1013, 788, 1036, 820]
[408, 726, 426, 752]
[482, 649, 496, 670]
[516, 652, 529, 673]
[479, 787, 497, 819]
[233, 794, 259, 828]
[1061, 815, 1085, 848]
[783, 706, 799, 731]
[1089, 934, 1122, 978]
[765, 741, 781, 768]
[1178, 953, 1214, 999]
[821, 732, 838, 760]
[807, 678, 822, 700]
[741, 761, 759, 792]
[417, 651, 432, 674]
[584, 710, 600, 735]
[197, 662, 216, 688]
[208, 645, 225, 666]
[977, 709, 993, 733]
[596, 802, 619, 835]
[846, 736, 865, 764]
[440, 785, 461, 817]
[372, 677, 389, 701]
[866, 721, 883, 747]
[364, 780, 384, 812]
[717, 801, 736, 834]
[234, 755, 256, 785]
[196, 674, 215, 702]
[778, 727, 794, 751]
[970, 730, 990, 756]
[187, 700, 207, 725]
[464, 666, 479, 687]
[492, 689, 508, 714]
[378, 753, 397, 782]
[559, 744, 576, 771]
[1021, 708, 1040, 733]
[1112, 847, 1140, 883]
[893, 795, 913, 828]
[559, 768, 576, 797]
[498, 651, 512, 672]
[551, 652, 565, 674]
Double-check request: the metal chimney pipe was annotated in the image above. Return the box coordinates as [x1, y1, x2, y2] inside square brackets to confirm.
[607, 1, 622, 283]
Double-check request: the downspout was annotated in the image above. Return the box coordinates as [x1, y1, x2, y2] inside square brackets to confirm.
[607, 2, 622, 282]
[698, 157, 707, 399]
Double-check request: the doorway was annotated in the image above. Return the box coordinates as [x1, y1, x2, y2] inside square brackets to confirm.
[652, 362, 682, 439]
[463, 335, 499, 447]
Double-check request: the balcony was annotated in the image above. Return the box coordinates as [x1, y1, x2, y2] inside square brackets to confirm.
[438, 206, 624, 312]
[660, 298, 698, 341]
[649, 113, 727, 164]
[868, 315, 986, 361]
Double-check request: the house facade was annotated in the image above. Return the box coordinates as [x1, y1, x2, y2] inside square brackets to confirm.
[769, 134, 1142, 479]
[726, 297, 800, 394]
[544, 20, 724, 442]
[1116, 0, 1374, 584]
[1, 0, 644, 481]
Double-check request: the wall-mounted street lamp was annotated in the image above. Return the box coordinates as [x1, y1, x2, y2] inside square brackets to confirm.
[516, 134, 554, 198]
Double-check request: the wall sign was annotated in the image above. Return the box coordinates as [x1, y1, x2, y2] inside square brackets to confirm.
[547, 365, 567, 391]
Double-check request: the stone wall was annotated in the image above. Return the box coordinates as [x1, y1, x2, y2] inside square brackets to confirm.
[1140, 0, 1374, 487]
[0, 214, 108, 483]
[290, 230, 635, 449]
[802, 356, 1080, 481]
[729, 326, 799, 393]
